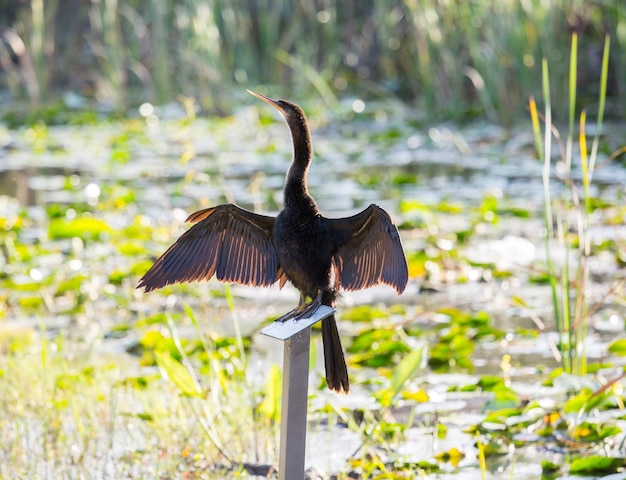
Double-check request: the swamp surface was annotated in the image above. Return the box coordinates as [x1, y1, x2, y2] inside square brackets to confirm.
[1, 97, 626, 479]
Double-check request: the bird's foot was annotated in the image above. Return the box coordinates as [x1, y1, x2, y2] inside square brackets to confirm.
[275, 295, 323, 323]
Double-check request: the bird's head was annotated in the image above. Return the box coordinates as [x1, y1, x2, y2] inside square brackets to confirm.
[247, 90, 306, 124]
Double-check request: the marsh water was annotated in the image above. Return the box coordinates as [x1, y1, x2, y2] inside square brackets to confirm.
[1, 100, 625, 479]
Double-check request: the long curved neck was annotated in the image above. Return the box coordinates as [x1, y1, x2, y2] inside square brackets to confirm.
[283, 111, 316, 210]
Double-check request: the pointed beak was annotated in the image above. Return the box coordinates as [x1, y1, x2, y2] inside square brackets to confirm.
[247, 89, 283, 113]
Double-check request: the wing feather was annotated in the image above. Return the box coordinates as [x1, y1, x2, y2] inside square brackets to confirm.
[329, 204, 408, 294]
[138, 204, 279, 292]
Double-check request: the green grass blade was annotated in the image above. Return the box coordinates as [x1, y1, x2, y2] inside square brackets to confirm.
[224, 284, 246, 362]
[541, 59, 553, 240]
[275, 49, 338, 106]
[183, 302, 226, 398]
[528, 97, 543, 160]
[389, 345, 424, 396]
[258, 364, 282, 422]
[565, 33, 578, 171]
[539, 58, 564, 367]
[579, 110, 589, 212]
[476, 431, 487, 480]
[588, 35, 611, 178]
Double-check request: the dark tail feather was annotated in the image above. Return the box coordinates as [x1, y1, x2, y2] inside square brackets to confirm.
[321, 314, 349, 393]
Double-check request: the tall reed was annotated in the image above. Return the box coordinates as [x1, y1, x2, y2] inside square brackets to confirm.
[529, 33, 610, 375]
[88, 0, 128, 107]
[21, 0, 59, 102]
[4, 1, 624, 122]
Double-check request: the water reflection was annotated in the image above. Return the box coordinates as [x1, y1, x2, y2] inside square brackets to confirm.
[0, 113, 625, 479]
[0, 118, 623, 217]
[0, 167, 37, 205]
[0, 166, 85, 206]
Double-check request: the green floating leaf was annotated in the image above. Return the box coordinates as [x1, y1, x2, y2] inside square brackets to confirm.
[568, 455, 624, 475]
[497, 206, 530, 218]
[349, 327, 410, 368]
[392, 172, 418, 185]
[17, 296, 45, 310]
[481, 437, 509, 456]
[483, 407, 523, 424]
[341, 304, 389, 322]
[138, 330, 179, 357]
[55, 275, 85, 295]
[117, 242, 147, 256]
[120, 223, 153, 241]
[528, 272, 551, 285]
[108, 269, 126, 285]
[154, 350, 202, 397]
[482, 389, 521, 413]
[130, 260, 155, 277]
[373, 127, 402, 142]
[356, 171, 383, 187]
[399, 199, 433, 215]
[434, 447, 464, 467]
[608, 338, 626, 356]
[49, 217, 112, 240]
[477, 375, 507, 391]
[563, 390, 591, 414]
[564, 388, 611, 414]
[435, 201, 463, 214]
[398, 460, 439, 473]
[349, 327, 393, 353]
[573, 422, 622, 443]
[541, 460, 561, 473]
[600, 425, 622, 439]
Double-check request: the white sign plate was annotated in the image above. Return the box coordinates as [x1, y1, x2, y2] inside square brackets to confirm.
[260, 305, 336, 341]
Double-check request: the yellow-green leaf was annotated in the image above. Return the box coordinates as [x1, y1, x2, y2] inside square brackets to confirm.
[390, 345, 424, 395]
[259, 364, 282, 421]
[154, 351, 202, 397]
[608, 338, 626, 356]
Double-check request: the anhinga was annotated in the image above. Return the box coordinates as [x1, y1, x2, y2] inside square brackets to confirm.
[138, 91, 408, 393]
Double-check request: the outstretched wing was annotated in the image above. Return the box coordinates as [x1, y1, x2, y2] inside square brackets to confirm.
[138, 204, 279, 292]
[329, 204, 408, 294]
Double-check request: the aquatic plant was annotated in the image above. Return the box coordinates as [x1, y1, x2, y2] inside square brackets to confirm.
[3, 1, 624, 123]
[529, 33, 614, 375]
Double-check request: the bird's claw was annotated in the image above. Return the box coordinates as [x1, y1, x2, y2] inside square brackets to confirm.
[275, 297, 322, 323]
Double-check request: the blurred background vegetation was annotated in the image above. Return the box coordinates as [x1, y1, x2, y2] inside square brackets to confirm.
[0, 0, 624, 125]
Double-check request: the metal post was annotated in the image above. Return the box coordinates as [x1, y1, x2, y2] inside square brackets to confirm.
[261, 305, 335, 480]
[279, 328, 310, 480]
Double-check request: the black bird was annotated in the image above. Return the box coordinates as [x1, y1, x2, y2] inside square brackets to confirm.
[138, 91, 408, 393]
